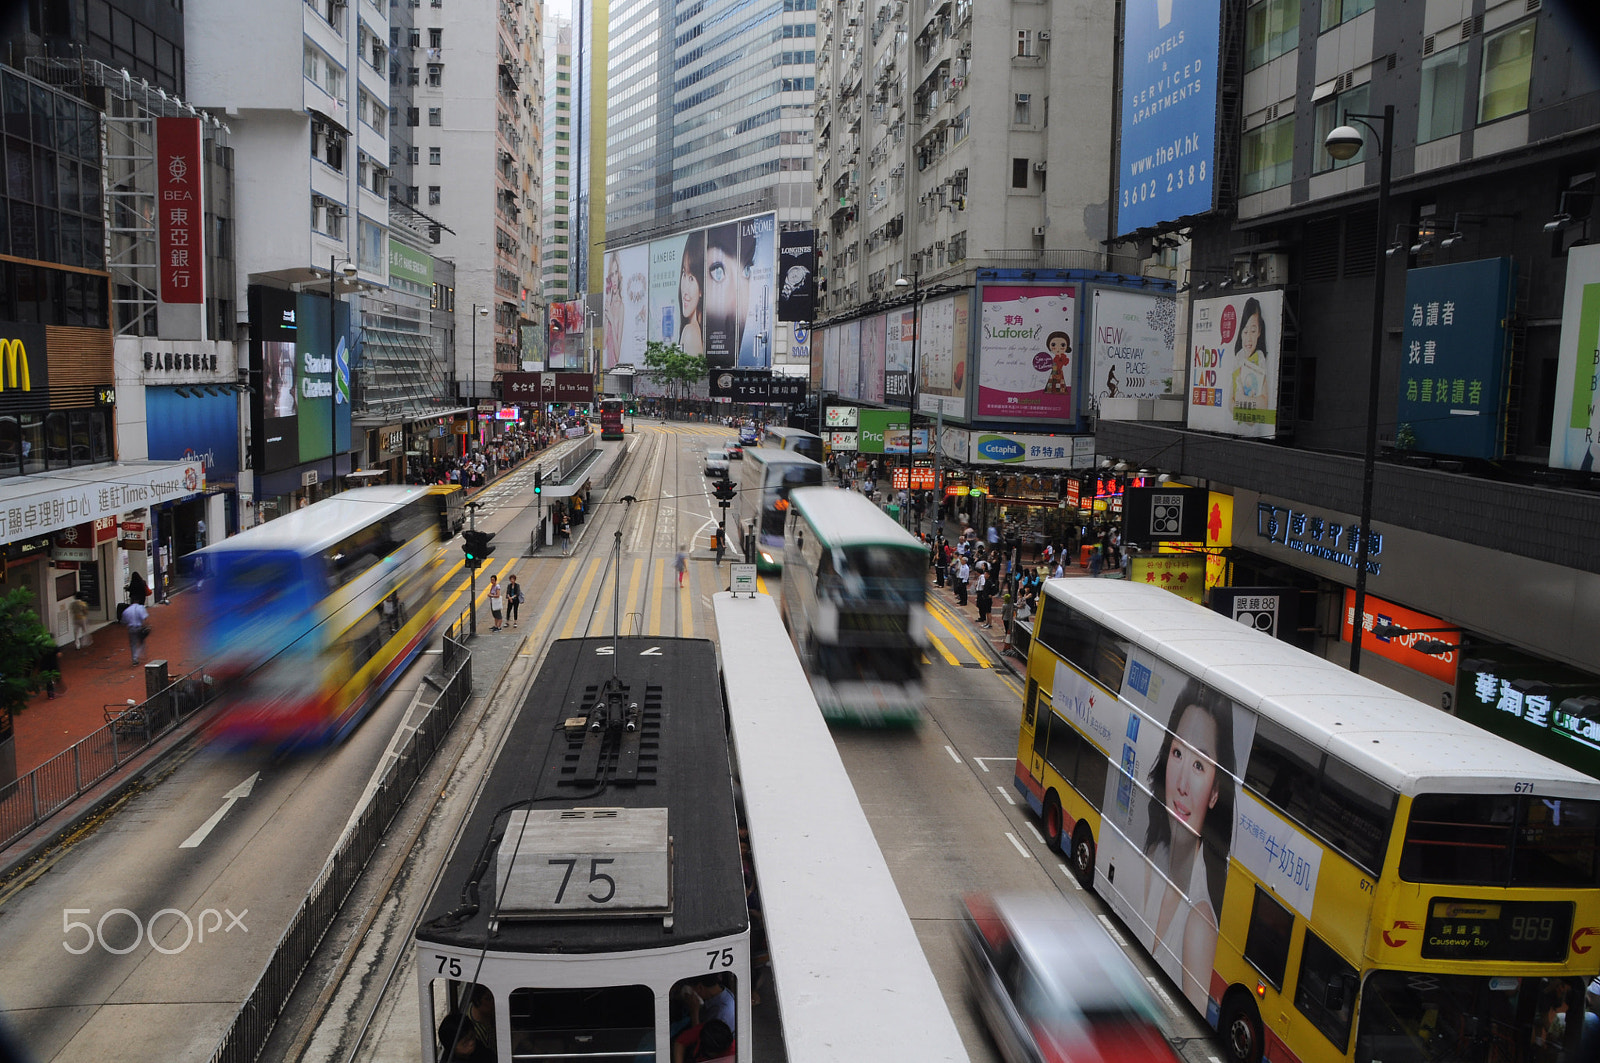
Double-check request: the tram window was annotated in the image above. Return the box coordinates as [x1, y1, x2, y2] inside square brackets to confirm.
[508, 984, 656, 1062]
[431, 980, 498, 1062]
[1243, 886, 1294, 989]
[668, 973, 739, 1060]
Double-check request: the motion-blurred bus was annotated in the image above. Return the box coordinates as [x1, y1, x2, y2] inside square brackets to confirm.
[737, 448, 821, 571]
[781, 487, 927, 724]
[197, 486, 452, 751]
[761, 426, 824, 464]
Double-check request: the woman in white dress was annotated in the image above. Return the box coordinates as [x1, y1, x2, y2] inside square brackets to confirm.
[1141, 679, 1236, 1013]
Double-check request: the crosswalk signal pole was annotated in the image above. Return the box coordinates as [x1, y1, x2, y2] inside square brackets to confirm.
[466, 502, 479, 636]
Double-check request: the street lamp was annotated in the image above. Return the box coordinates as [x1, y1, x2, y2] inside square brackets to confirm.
[330, 256, 359, 499]
[470, 303, 489, 451]
[1323, 103, 1393, 676]
[893, 272, 921, 528]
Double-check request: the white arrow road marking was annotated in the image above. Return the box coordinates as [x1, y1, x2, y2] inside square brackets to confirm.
[179, 772, 259, 849]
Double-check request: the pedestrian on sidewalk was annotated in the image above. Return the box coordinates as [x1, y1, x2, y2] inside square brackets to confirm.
[506, 575, 524, 628]
[69, 593, 91, 648]
[954, 558, 970, 606]
[123, 598, 150, 664]
[976, 574, 993, 628]
[933, 542, 947, 587]
[675, 545, 689, 587]
[560, 514, 572, 555]
[488, 574, 503, 631]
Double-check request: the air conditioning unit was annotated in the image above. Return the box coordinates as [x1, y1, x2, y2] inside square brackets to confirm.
[1038, 31, 1051, 40]
[1031, 225, 1047, 237]
[1033, 160, 1048, 173]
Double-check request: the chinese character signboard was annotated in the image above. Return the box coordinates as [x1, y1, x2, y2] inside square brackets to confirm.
[824, 405, 858, 428]
[1187, 291, 1282, 438]
[1115, 0, 1222, 234]
[1090, 289, 1178, 411]
[1396, 257, 1515, 459]
[1130, 553, 1205, 602]
[1256, 500, 1382, 574]
[709, 369, 805, 403]
[968, 432, 1093, 469]
[1340, 589, 1459, 684]
[1549, 243, 1600, 471]
[156, 117, 205, 305]
[1211, 587, 1298, 641]
[503, 372, 594, 405]
[1124, 485, 1209, 543]
[977, 285, 1078, 422]
[891, 466, 937, 490]
[1456, 650, 1600, 781]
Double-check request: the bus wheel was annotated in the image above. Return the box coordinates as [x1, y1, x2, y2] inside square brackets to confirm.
[1041, 792, 1064, 853]
[1069, 823, 1096, 891]
[1221, 993, 1264, 1063]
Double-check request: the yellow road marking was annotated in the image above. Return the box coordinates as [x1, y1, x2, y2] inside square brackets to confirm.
[649, 558, 665, 634]
[559, 558, 605, 639]
[927, 597, 991, 668]
[756, 573, 770, 595]
[679, 561, 694, 637]
[622, 558, 644, 636]
[526, 557, 584, 646]
[924, 630, 961, 666]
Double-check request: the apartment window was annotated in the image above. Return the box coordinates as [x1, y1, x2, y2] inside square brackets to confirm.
[1417, 45, 1469, 143]
[405, 146, 418, 165]
[1319, 0, 1373, 33]
[428, 107, 442, 126]
[427, 63, 443, 86]
[428, 185, 441, 205]
[1012, 158, 1030, 189]
[429, 27, 442, 48]
[431, 0, 441, 6]
[407, 107, 420, 126]
[407, 65, 420, 85]
[407, 185, 419, 204]
[1313, 82, 1368, 173]
[1246, 0, 1299, 69]
[408, 28, 420, 47]
[1016, 30, 1034, 57]
[1240, 112, 1295, 195]
[1013, 93, 1031, 125]
[1478, 20, 1535, 124]
[429, 146, 441, 164]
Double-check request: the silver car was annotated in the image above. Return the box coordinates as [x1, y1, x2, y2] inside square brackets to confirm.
[704, 447, 730, 477]
[959, 892, 1180, 1063]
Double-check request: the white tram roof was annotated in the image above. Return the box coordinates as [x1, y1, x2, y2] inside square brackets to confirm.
[1045, 579, 1600, 800]
[199, 487, 432, 556]
[788, 487, 925, 550]
[713, 592, 969, 1063]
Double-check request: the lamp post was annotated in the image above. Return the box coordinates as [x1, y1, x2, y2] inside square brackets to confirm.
[1324, 104, 1393, 675]
[893, 271, 921, 530]
[470, 303, 489, 453]
[329, 256, 359, 500]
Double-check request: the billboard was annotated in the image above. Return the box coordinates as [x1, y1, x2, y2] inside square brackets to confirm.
[885, 306, 916, 404]
[969, 432, 1094, 469]
[859, 313, 886, 405]
[388, 238, 434, 287]
[1548, 244, 1600, 470]
[605, 212, 777, 371]
[1341, 589, 1460, 685]
[857, 409, 929, 454]
[917, 293, 970, 418]
[1396, 258, 1515, 460]
[839, 319, 860, 400]
[1091, 289, 1178, 411]
[156, 117, 205, 304]
[777, 229, 816, 322]
[146, 386, 240, 491]
[249, 285, 352, 474]
[977, 284, 1077, 421]
[821, 326, 839, 393]
[1187, 291, 1282, 438]
[1116, 0, 1221, 234]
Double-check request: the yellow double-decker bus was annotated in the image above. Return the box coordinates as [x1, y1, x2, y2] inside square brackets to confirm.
[1015, 579, 1600, 1063]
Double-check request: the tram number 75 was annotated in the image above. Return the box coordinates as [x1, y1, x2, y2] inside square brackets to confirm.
[706, 948, 735, 971]
[549, 857, 617, 903]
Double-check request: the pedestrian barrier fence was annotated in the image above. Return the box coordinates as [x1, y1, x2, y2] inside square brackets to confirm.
[207, 637, 473, 1063]
[0, 668, 218, 853]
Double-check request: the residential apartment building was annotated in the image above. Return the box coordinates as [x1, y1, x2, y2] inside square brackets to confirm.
[408, 0, 543, 397]
[541, 15, 574, 308]
[814, 0, 1118, 315]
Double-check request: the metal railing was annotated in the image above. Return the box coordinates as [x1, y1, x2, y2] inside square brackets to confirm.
[0, 668, 218, 852]
[208, 637, 472, 1063]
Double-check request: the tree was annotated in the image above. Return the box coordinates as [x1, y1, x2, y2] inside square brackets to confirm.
[1, 588, 58, 720]
[643, 341, 708, 418]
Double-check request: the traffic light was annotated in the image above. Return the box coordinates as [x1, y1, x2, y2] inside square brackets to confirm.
[534, 468, 543, 495]
[713, 479, 736, 502]
[463, 529, 496, 568]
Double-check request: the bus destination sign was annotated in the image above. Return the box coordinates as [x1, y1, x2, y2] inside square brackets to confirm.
[1421, 898, 1572, 963]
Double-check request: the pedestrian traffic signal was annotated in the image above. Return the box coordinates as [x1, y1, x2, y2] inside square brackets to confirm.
[713, 479, 736, 502]
[463, 529, 496, 568]
[534, 468, 543, 495]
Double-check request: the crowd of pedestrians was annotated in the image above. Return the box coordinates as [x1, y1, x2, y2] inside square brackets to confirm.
[408, 419, 590, 489]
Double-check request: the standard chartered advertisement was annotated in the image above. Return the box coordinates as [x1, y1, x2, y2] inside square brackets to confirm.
[1091, 289, 1178, 412]
[1186, 291, 1282, 438]
[977, 285, 1077, 422]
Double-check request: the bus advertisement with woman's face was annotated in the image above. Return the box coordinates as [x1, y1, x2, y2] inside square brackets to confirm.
[1187, 291, 1283, 439]
[1067, 650, 1258, 1019]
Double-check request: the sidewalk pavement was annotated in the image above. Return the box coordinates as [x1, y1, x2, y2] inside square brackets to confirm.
[14, 591, 202, 776]
[11, 438, 563, 781]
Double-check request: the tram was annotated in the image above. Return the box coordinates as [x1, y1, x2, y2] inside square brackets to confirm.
[599, 397, 626, 440]
[416, 637, 752, 1063]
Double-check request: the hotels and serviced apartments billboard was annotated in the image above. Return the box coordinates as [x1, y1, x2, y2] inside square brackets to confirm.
[604, 212, 777, 370]
[1116, 0, 1222, 234]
